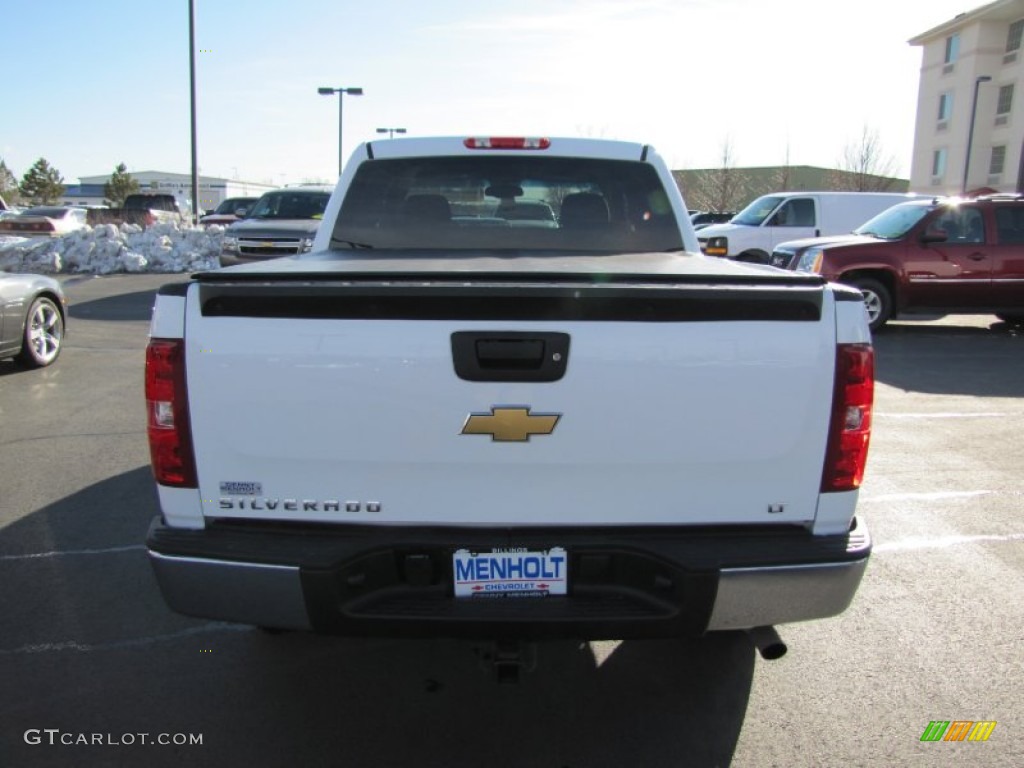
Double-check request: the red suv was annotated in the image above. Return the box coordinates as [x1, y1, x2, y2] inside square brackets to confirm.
[771, 194, 1024, 331]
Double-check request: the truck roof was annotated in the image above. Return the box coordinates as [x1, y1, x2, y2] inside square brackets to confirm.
[357, 136, 651, 162]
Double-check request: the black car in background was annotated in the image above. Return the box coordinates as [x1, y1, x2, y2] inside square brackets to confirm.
[690, 211, 735, 230]
[200, 197, 259, 228]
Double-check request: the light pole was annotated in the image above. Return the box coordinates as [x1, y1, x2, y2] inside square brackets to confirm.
[188, 0, 199, 225]
[1016, 133, 1024, 193]
[376, 127, 407, 139]
[317, 86, 363, 176]
[962, 75, 992, 196]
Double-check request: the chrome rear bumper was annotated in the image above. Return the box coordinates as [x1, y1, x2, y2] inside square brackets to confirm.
[147, 517, 870, 637]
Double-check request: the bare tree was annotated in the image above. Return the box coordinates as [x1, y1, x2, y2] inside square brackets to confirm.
[685, 137, 750, 212]
[831, 126, 900, 191]
[771, 142, 793, 191]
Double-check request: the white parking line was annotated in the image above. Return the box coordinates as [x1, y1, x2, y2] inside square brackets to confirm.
[0, 545, 145, 562]
[875, 532, 1024, 553]
[860, 490, 998, 503]
[880, 413, 1009, 419]
[0, 623, 251, 655]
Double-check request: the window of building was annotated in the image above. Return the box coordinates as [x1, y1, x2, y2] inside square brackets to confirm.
[1007, 19, 1024, 52]
[932, 148, 948, 178]
[997, 84, 1014, 115]
[945, 34, 960, 63]
[938, 92, 954, 121]
[990, 145, 1007, 175]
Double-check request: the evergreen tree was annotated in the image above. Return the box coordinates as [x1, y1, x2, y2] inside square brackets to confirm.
[104, 162, 140, 207]
[19, 158, 65, 205]
[0, 158, 20, 206]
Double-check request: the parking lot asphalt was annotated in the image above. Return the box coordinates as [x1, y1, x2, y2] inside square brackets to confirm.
[1, 274, 1022, 767]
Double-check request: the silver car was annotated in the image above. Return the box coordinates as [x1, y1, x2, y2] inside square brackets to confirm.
[0, 273, 67, 367]
[0, 206, 89, 238]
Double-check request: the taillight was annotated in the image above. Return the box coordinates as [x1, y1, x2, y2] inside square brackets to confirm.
[821, 343, 874, 492]
[464, 137, 551, 150]
[145, 338, 197, 487]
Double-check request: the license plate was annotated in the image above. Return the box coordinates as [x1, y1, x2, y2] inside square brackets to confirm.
[453, 547, 568, 598]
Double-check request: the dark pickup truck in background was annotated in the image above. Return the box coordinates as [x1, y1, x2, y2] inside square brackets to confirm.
[772, 193, 1024, 331]
[87, 193, 183, 228]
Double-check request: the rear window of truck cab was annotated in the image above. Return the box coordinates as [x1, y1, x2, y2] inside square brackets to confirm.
[329, 156, 683, 253]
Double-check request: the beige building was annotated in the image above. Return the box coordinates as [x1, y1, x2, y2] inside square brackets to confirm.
[909, 0, 1024, 194]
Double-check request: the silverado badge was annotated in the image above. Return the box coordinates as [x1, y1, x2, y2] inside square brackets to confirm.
[461, 406, 560, 442]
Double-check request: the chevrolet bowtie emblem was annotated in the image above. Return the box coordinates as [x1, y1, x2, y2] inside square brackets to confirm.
[461, 407, 561, 442]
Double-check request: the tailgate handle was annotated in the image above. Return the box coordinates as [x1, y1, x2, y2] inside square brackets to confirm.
[452, 332, 570, 382]
[476, 339, 544, 369]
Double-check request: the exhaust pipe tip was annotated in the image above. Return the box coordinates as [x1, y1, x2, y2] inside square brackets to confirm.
[747, 625, 787, 660]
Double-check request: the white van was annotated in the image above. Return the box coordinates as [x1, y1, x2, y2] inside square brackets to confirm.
[696, 191, 917, 263]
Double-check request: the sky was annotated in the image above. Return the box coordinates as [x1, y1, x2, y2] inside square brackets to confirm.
[1, 0, 981, 188]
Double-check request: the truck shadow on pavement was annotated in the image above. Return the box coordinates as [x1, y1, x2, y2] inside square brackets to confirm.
[213, 631, 756, 768]
[67, 289, 162, 323]
[873, 320, 1024, 398]
[0, 466, 755, 768]
[0, 465, 158, 557]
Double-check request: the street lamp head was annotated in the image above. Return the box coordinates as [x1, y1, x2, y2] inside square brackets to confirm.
[318, 86, 362, 96]
[977, 75, 993, 83]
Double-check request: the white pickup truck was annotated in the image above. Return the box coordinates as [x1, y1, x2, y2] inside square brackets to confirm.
[145, 136, 873, 662]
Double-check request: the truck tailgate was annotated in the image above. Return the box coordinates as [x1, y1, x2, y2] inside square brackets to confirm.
[184, 277, 836, 527]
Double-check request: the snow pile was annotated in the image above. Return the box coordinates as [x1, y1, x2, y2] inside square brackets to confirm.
[0, 222, 224, 274]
